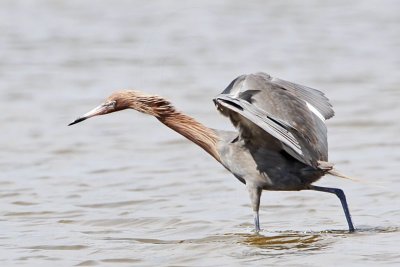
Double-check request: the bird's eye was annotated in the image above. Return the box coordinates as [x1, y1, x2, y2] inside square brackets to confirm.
[103, 101, 116, 109]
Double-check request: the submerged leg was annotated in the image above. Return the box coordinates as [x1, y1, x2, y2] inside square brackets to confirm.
[308, 185, 355, 232]
[246, 184, 262, 232]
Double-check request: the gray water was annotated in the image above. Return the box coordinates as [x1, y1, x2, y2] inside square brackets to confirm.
[1, 0, 399, 266]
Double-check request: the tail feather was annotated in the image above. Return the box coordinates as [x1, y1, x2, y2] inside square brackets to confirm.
[327, 168, 362, 182]
[317, 161, 387, 188]
[317, 160, 361, 182]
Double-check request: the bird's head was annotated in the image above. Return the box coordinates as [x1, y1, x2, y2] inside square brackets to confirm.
[68, 90, 173, 126]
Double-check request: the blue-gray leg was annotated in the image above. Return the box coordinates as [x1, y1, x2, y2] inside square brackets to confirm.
[308, 185, 355, 232]
[253, 211, 260, 232]
[247, 184, 262, 232]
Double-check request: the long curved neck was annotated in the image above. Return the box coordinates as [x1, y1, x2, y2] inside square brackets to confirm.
[124, 92, 221, 161]
[157, 111, 221, 162]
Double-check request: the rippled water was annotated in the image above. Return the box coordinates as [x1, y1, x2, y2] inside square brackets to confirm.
[1, 0, 399, 266]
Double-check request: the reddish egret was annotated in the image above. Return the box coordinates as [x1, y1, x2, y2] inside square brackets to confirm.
[69, 72, 355, 232]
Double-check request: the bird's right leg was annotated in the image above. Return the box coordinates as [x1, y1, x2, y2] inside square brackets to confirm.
[307, 185, 355, 232]
[246, 184, 262, 232]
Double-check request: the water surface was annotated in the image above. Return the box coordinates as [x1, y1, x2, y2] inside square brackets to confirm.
[0, 0, 399, 266]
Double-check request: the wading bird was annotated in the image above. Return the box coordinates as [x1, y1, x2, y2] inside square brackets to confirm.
[69, 72, 355, 232]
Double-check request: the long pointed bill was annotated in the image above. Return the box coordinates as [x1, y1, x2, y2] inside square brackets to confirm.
[68, 104, 108, 126]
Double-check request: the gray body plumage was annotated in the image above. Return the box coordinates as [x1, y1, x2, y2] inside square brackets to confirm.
[214, 72, 333, 190]
[213, 73, 354, 232]
[216, 130, 324, 191]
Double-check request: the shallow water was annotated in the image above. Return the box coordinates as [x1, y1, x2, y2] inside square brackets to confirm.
[1, 0, 399, 266]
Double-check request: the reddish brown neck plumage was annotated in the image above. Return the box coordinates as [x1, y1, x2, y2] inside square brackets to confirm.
[157, 110, 221, 162]
[120, 92, 221, 161]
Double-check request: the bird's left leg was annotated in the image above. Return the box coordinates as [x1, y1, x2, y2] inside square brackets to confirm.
[246, 183, 262, 232]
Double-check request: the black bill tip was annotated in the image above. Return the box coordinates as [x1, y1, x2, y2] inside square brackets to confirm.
[68, 117, 87, 126]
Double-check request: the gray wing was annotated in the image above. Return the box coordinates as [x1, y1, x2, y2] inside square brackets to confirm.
[213, 72, 334, 167]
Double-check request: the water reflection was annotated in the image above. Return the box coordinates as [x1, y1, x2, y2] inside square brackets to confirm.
[227, 231, 329, 254]
[239, 232, 322, 251]
[237, 226, 400, 252]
